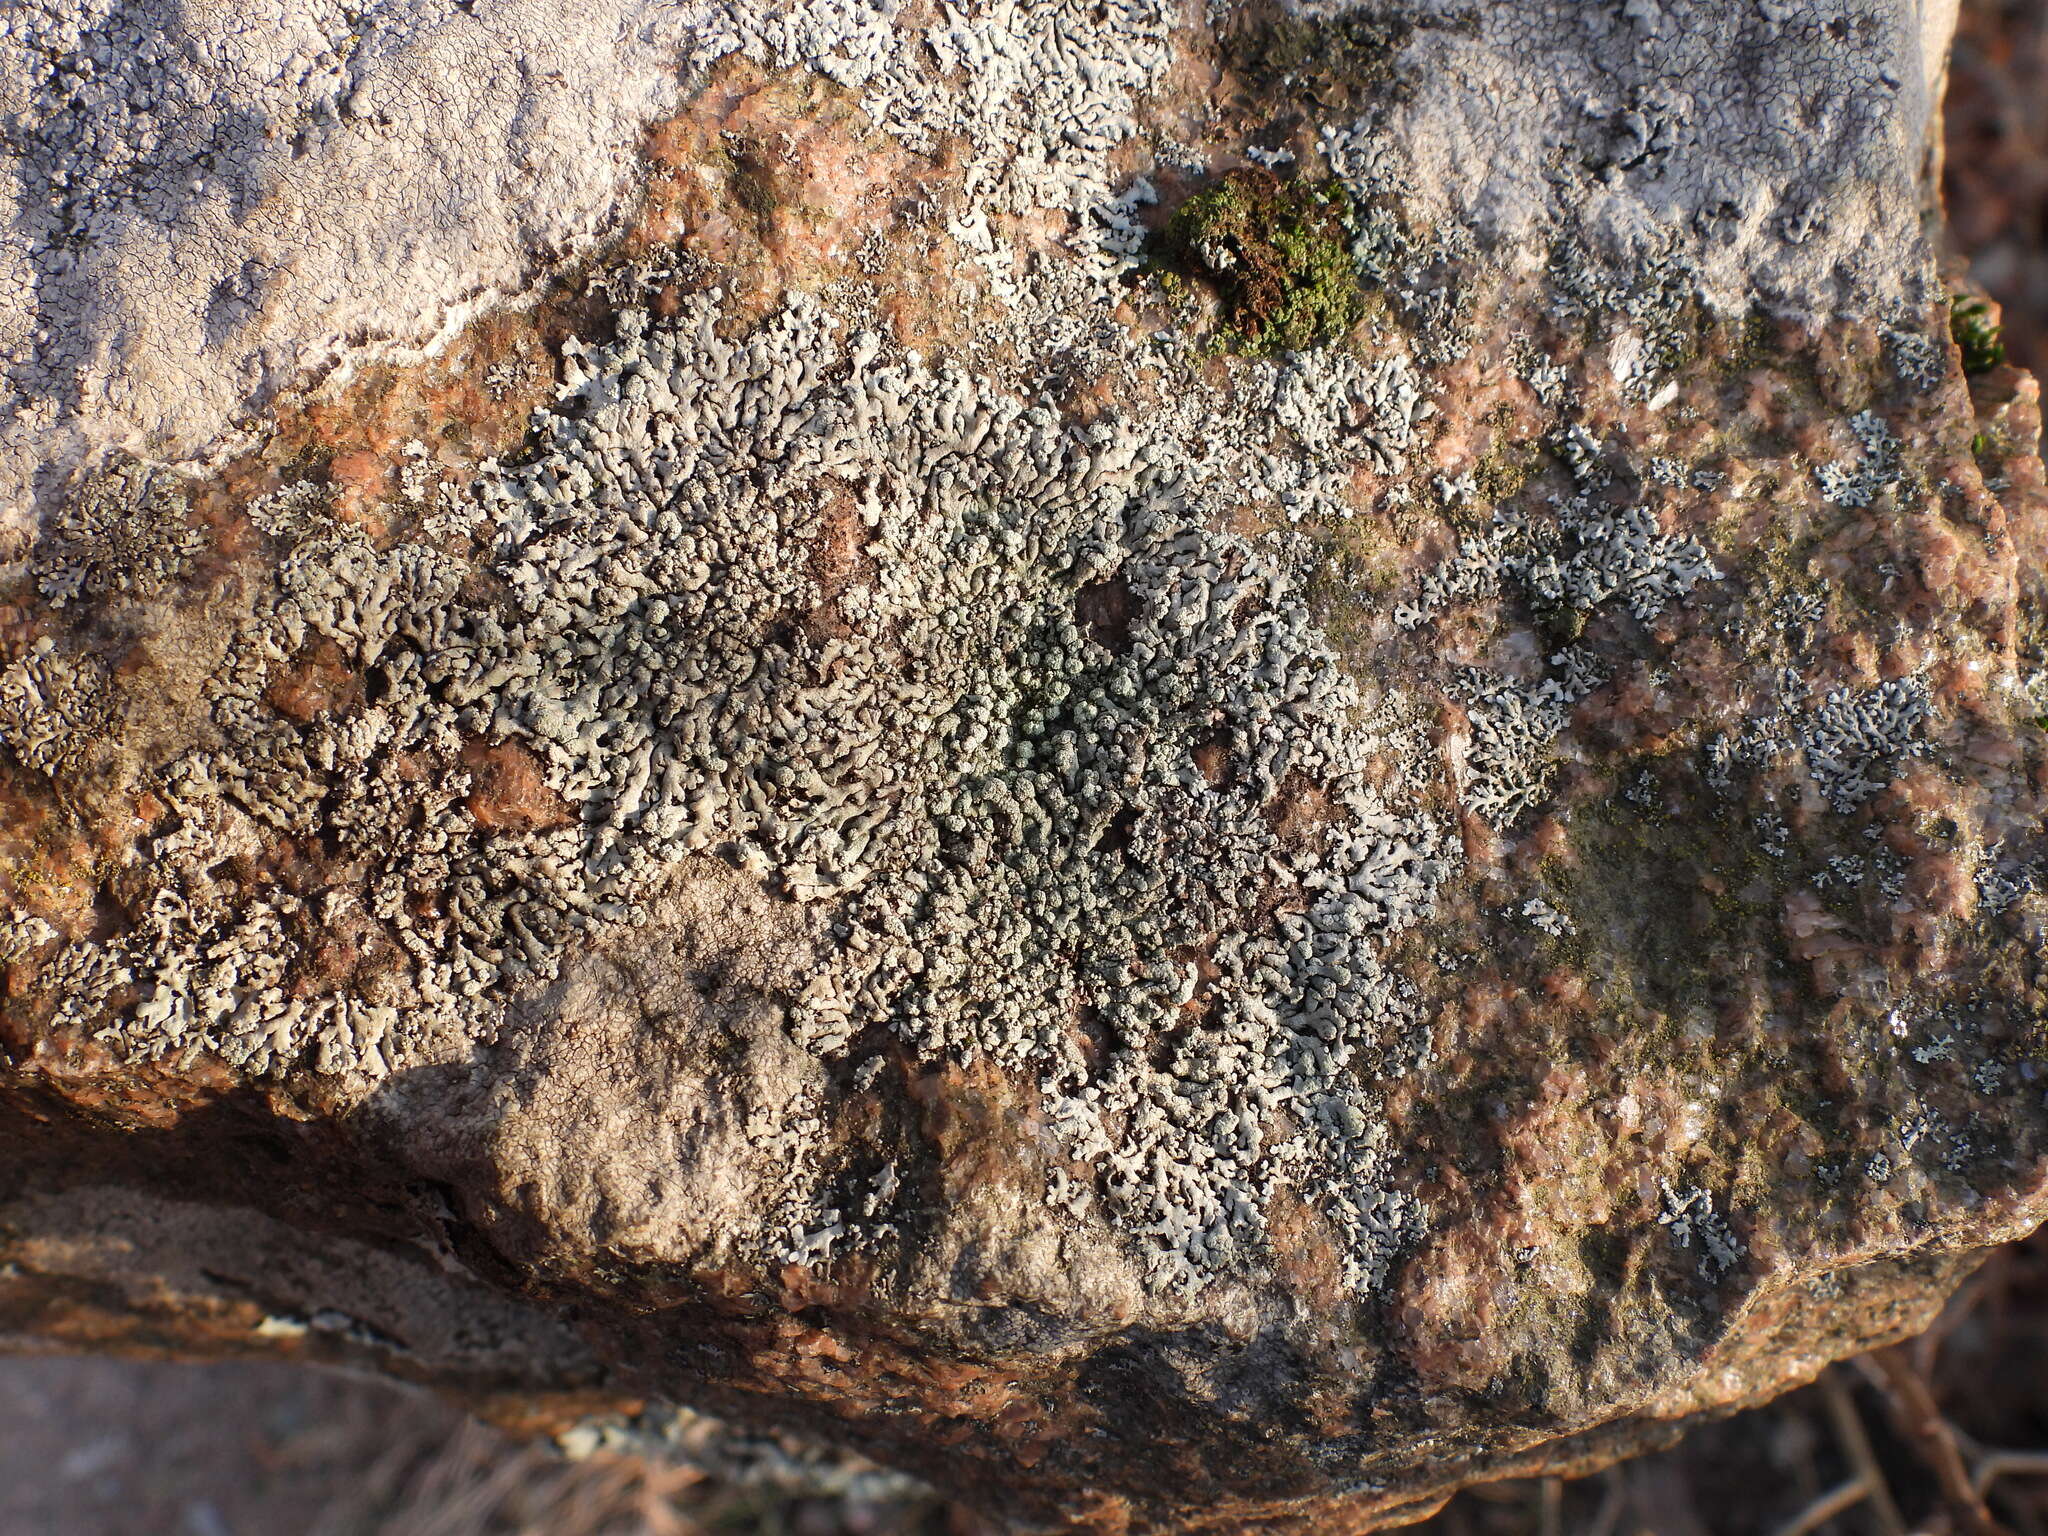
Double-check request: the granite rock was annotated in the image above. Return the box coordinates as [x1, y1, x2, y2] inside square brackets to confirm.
[4, 2, 2048, 1530]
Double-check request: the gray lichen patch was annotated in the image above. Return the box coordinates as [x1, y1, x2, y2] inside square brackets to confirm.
[32, 460, 202, 611]
[0, 638, 108, 783]
[1392, 492, 1724, 830]
[6, 2, 2048, 1527]
[1352, 297, 2048, 1334]
[10, 181, 2039, 1384]
[12, 287, 1465, 1301]
[22, 244, 2030, 1341]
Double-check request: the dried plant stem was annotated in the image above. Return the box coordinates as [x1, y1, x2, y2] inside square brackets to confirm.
[1822, 1370, 1907, 1536]
[1856, 1348, 2009, 1535]
[1977, 1452, 2048, 1501]
[1766, 1478, 1868, 1536]
[1583, 1469, 1626, 1536]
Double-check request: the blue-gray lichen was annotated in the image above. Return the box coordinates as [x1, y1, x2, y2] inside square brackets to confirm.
[1396, 494, 1723, 828]
[1656, 1179, 1745, 1283]
[32, 459, 200, 609]
[32, 289, 1459, 1296]
[0, 637, 107, 779]
[1816, 410, 1904, 507]
[5, 5, 2045, 1526]
[0, 0, 1955, 545]
[0, 0, 1182, 530]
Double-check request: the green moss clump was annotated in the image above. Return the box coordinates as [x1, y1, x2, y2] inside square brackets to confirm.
[1951, 295, 2006, 377]
[1162, 167, 1365, 358]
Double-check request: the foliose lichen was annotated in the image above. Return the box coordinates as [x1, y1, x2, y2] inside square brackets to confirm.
[28, 289, 1463, 1297]
[33, 460, 201, 609]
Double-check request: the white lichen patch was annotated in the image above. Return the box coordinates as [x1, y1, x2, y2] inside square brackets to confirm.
[1657, 1178, 1745, 1282]
[0, 638, 108, 779]
[744, 0, 1178, 312]
[1977, 862, 2037, 919]
[1258, 348, 1428, 523]
[1796, 677, 1932, 813]
[33, 460, 200, 609]
[1455, 672, 1582, 829]
[1398, 495, 1724, 828]
[1815, 410, 1903, 508]
[1520, 896, 1573, 938]
[32, 290, 1460, 1297]
[1884, 326, 1945, 393]
[244, 479, 337, 542]
[1398, 497, 1721, 637]
[1720, 674, 1935, 815]
[0, 907, 57, 963]
[785, 0, 1172, 224]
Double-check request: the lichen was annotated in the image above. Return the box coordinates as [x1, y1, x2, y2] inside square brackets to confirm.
[1257, 345, 1428, 521]
[1814, 409, 1903, 507]
[1885, 324, 1945, 393]
[1, 0, 2041, 1521]
[0, 640, 109, 781]
[33, 460, 201, 610]
[1395, 495, 1723, 827]
[29, 291, 1458, 1298]
[1726, 675, 1934, 815]
[1657, 1179, 1745, 1282]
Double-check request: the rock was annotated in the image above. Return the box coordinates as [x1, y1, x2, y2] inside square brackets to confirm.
[3, 2, 2046, 1531]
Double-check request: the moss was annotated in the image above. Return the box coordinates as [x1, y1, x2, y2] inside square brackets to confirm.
[1709, 308, 1777, 379]
[1159, 168, 1365, 358]
[719, 140, 781, 241]
[1950, 295, 2006, 377]
[1470, 405, 1542, 505]
[1532, 600, 1588, 646]
[1734, 526, 1823, 608]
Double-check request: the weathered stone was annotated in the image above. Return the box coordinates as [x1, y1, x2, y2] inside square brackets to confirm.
[2, 2, 2045, 1531]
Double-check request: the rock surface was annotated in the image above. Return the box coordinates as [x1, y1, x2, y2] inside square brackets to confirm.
[4, 2, 2048, 1530]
